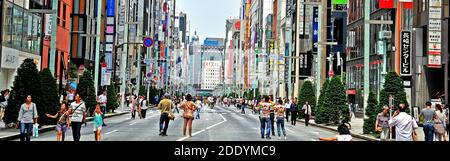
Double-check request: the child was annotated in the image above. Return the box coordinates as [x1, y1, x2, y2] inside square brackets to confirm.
[93, 104, 103, 141]
[45, 103, 70, 141]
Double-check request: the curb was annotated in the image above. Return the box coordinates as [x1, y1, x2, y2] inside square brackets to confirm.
[0, 112, 128, 141]
[297, 119, 379, 141]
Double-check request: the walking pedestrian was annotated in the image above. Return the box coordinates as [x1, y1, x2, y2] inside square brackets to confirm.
[275, 99, 286, 140]
[17, 95, 38, 141]
[180, 94, 197, 137]
[67, 89, 75, 104]
[241, 99, 246, 114]
[290, 98, 298, 126]
[69, 94, 86, 141]
[140, 96, 148, 119]
[93, 104, 103, 141]
[420, 101, 437, 141]
[97, 90, 107, 126]
[302, 101, 312, 126]
[130, 95, 136, 120]
[173, 96, 180, 113]
[284, 98, 291, 122]
[434, 104, 447, 141]
[158, 94, 173, 136]
[45, 103, 70, 141]
[319, 120, 353, 141]
[195, 96, 202, 119]
[375, 106, 390, 141]
[389, 104, 419, 141]
[0, 89, 10, 121]
[256, 96, 272, 139]
[269, 99, 275, 136]
[236, 98, 241, 111]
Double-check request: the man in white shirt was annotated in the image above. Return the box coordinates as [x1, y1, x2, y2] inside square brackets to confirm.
[302, 101, 312, 126]
[97, 90, 107, 126]
[389, 104, 418, 141]
[284, 98, 291, 122]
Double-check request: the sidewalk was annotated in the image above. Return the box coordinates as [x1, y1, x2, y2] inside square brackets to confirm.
[0, 110, 129, 141]
[297, 117, 449, 141]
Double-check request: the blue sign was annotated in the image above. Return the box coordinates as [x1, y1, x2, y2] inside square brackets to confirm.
[143, 37, 154, 47]
[312, 7, 319, 52]
[107, 0, 115, 17]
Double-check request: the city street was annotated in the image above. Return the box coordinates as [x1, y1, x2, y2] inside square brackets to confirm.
[15, 105, 362, 141]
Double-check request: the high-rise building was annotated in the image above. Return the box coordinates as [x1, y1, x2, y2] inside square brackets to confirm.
[0, 0, 43, 90]
[69, 0, 102, 76]
[413, 0, 449, 108]
[41, 0, 72, 93]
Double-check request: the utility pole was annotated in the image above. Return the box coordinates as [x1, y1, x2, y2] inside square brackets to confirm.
[363, 0, 370, 118]
[286, 0, 293, 99]
[120, 0, 130, 112]
[136, 0, 144, 97]
[319, 0, 327, 94]
[49, 0, 58, 76]
[147, 0, 155, 100]
[94, 0, 104, 96]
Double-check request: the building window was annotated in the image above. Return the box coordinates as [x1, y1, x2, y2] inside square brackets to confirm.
[62, 3, 67, 28]
[57, 0, 61, 26]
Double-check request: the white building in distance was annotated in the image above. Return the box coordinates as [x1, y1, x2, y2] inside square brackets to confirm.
[201, 61, 222, 90]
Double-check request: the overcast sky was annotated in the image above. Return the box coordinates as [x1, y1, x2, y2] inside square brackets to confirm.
[176, 0, 241, 43]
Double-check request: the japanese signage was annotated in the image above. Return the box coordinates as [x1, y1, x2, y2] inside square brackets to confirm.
[312, 7, 319, 53]
[400, 31, 411, 76]
[333, 0, 347, 11]
[299, 0, 304, 35]
[428, 0, 442, 68]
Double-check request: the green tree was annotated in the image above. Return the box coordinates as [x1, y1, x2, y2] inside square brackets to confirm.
[39, 68, 60, 125]
[298, 81, 316, 116]
[138, 85, 147, 97]
[69, 63, 77, 80]
[77, 70, 96, 116]
[107, 82, 119, 112]
[326, 76, 349, 124]
[3, 59, 43, 125]
[380, 72, 408, 111]
[315, 80, 330, 124]
[363, 92, 382, 134]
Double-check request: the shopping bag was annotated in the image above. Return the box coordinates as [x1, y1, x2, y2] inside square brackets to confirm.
[32, 123, 39, 138]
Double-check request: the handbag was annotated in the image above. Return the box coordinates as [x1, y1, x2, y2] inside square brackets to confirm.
[167, 102, 175, 120]
[434, 118, 446, 135]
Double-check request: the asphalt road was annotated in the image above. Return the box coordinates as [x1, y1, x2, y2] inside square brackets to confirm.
[16, 104, 362, 141]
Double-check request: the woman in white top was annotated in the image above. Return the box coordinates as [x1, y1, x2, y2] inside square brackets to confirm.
[140, 96, 148, 119]
[319, 120, 353, 141]
[435, 104, 447, 141]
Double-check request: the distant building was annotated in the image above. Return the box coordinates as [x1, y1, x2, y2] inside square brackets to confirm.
[201, 61, 221, 90]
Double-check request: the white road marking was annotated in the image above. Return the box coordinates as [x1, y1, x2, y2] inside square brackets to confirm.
[286, 129, 296, 134]
[177, 113, 227, 141]
[129, 122, 137, 126]
[105, 130, 118, 135]
[311, 139, 317, 141]
[311, 131, 319, 135]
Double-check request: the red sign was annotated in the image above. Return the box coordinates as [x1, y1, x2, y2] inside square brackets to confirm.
[347, 90, 356, 95]
[403, 2, 413, 9]
[235, 21, 241, 30]
[101, 63, 107, 68]
[379, 0, 395, 9]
